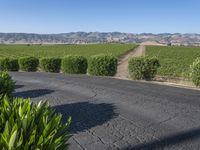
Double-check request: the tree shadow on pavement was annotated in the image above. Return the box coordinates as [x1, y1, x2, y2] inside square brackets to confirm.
[53, 102, 118, 133]
[122, 127, 200, 150]
[13, 89, 54, 98]
[15, 85, 24, 89]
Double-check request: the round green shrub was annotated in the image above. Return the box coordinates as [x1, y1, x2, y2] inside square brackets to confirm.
[144, 57, 160, 80]
[128, 57, 160, 80]
[19, 57, 39, 72]
[0, 96, 71, 149]
[88, 54, 118, 76]
[0, 58, 19, 71]
[40, 57, 61, 73]
[191, 58, 200, 86]
[0, 72, 15, 97]
[62, 55, 87, 74]
[128, 57, 146, 80]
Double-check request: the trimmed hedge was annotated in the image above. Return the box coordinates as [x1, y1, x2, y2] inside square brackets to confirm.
[144, 57, 160, 79]
[62, 55, 87, 74]
[128, 57, 160, 80]
[0, 96, 71, 149]
[191, 58, 200, 86]
[0, 72, 15, 97]
[40, 57, 61, 73]
[19, 57, 39, 72]
[88, 54, 118, 76]
[0, 58, 19, 71]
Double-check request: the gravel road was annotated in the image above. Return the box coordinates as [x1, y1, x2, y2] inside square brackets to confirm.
[11, 72, 200, 150]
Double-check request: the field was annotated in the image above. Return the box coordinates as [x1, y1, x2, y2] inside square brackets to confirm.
[146, 46, 200, 78]
[0, 44, 137, 58]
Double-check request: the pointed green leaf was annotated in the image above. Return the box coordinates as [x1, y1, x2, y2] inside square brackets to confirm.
[8, 130, 17, 149]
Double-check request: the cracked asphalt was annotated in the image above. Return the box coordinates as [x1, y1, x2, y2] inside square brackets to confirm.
[11, 72, 200, 150]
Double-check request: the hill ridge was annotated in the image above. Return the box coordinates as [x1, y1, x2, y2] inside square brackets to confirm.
[0, 32, 200, 46]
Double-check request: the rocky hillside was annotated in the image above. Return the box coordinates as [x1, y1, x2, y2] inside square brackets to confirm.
[0, 32, 200, 46]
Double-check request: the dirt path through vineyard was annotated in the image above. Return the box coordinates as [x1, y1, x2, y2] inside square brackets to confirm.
[115, 45, 146, 79]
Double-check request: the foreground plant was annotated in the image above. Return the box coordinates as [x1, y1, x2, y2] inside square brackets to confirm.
[0, 96, 71, 150]
[0, 72, 15, 97]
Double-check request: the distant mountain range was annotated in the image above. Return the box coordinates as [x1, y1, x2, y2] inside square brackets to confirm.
[1, 32, 200, 46]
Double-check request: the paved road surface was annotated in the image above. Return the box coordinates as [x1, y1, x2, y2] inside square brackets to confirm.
[11, 72, 200, 150]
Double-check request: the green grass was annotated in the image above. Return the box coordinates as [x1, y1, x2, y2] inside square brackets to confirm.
[0, 44, 137, 59]
[146, 46, 200, 78]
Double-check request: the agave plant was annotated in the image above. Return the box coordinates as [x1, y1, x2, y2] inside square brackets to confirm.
[0, 96, 71, 150]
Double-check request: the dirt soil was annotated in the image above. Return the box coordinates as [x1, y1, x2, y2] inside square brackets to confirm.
[141, 41, 167, 46]
[115, 45, 146, 79]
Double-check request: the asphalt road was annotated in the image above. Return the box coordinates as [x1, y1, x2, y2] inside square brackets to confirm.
[11, 72, 200, 150]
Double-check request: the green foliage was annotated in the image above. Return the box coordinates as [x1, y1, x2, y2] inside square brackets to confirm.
[0, 58, 19, 71]
[0, 72, 15, 97]
[191, 58, 200, 86]
[146, 46, 200, 77]
[88, 54, 118, 76]
[62, 55, 87, 74]
[40, 57, 61, 73]
[128, 57, 160, 80]
[0, 44, 137, 58]
[144, 57, 160, 79]
[0, 96, 71, 150]
[19, 57, 39, 72]
[128, 57, 145, 80]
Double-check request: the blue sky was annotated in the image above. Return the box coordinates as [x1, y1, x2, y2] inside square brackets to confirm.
[0, 0, 199, 34]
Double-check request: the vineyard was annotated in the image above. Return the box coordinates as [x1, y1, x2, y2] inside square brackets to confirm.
[0, 44, 137, 58]
[146, 46, 200, 78]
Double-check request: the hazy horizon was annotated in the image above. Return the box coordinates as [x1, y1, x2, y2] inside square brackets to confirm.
[0, 0, 199, 34]
[1, 32, 200, 35]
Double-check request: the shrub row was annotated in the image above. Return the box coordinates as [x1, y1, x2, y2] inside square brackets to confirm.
[40, 57, 61, 73]
[128, 56, 200, 87]
[62, 55, 88, 74]
[88, 55, 118, 76]
[191, 58, 200, 87]
[0, 55, 118, 76]
[0, 58, 19, 71]
[19, 57, 39, 72]
[0, 73, 71, 149]
[0, 57, 39, 72]
[128, 56, 160, 80]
